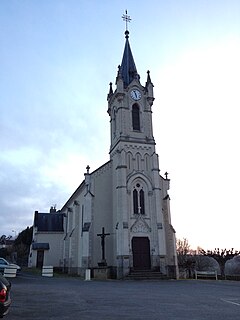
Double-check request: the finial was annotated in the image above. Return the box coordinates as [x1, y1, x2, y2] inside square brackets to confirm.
[146, 70, 152, 84]
[165, 172, 169, 179]
[86, 165, 90, 174]
[108, 82, 113, 95]
[116, 65, 122, 82]
[125, 30, 129, 39]
[122, 10, 131, 32]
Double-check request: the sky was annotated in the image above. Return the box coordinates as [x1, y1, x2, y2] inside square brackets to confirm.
[0, 0, 240, 250]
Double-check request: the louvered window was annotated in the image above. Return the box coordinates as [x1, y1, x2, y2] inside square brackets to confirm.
[132, 104, 140, 131]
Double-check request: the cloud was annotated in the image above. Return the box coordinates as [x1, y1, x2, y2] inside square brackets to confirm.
[0, 152, 64, 235]
[0, 105, 109, 236]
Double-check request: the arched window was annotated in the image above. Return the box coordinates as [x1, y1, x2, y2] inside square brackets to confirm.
[132, 104, 140, 131]
[144, 154, 150, 172]
[127, 152, 132, 171]
[133, 183, 145, 215]
[136, 153, 141, 171]
[140, 189, 145, 215]
[133, 189, 138, 214]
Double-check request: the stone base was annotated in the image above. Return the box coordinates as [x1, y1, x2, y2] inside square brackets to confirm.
[167, 265, 178, 279]
[98, 260, 107, 267]
[93, 267, 111, 280]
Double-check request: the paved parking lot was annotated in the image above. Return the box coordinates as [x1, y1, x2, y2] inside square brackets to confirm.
[6, 272, 240, 320]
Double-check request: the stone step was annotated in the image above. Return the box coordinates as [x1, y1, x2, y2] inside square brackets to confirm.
[125, 271, 168, 280]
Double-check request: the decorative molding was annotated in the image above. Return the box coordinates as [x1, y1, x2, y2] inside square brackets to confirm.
[157, 223, 163, 230]
[130, 216, 151, 233]
[116, 165, 127, 169]
[82, 222, 91, 232]
[123, 222, 128, 229]
[124, 144, 152, 151]
[69, 228, 75, 237]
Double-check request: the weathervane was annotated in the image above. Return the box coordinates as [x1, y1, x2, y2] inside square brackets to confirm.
[122, 10, 131, 31]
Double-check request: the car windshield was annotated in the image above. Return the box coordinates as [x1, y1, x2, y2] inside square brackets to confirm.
[0, 258, 8, 265]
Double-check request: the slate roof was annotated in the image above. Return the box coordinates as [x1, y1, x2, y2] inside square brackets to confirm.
[34, 212, 64, 232]
[120, 31, 140, 88]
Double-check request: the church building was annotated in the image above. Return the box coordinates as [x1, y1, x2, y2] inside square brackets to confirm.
[59, 27, 178, 279]
[29, 23, 178, 279]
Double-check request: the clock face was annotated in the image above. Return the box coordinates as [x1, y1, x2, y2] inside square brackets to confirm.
[130, 89, 142, 101]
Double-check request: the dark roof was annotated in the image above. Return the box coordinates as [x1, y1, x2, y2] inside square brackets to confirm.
[34, 212, 64, 232]
[120, 31, 140, 87]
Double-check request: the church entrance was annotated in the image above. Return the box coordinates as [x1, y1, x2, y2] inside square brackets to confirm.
[132, 237, 151, 270]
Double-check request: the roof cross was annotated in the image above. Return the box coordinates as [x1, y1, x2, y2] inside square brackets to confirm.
[122, 10, 131, 31]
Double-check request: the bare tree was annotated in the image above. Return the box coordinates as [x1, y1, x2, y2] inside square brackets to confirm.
[199, 248, 239, 277]
[176, 238, 191, 255]
[176, 238, 195, 278]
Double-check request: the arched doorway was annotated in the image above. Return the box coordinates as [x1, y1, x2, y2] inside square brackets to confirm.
[132, 237, 151, 270]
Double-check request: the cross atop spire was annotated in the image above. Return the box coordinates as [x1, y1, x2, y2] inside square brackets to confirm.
[122, 10, 131, 32]
[117, 10, 140, 88]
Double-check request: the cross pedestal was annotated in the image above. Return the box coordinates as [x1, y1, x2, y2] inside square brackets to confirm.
[94, 227, 111, 279]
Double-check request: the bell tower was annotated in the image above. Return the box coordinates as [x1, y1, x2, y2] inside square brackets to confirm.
[107, 30, 155, 153]
[107, 17, 178, 279]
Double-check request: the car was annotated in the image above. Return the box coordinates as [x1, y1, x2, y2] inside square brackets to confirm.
[0, 275, 11, 318]
[0, 258, 21, 275]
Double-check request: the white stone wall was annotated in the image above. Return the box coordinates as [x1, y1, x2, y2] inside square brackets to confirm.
[29, 232, 64, 268]
[61, 162, 113, 274]
[91, 162, 113, 267]
[61, 184, 86, 273]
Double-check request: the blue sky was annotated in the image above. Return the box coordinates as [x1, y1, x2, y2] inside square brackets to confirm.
[0, 0, 240, 250]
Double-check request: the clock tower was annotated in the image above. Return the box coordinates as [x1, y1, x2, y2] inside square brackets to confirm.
[108, 31, 155, 153]
[107, 30, 178, 278]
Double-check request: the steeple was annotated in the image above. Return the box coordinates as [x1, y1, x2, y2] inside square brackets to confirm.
[119, 31, 140, 88]
[108, 11, 155, 151]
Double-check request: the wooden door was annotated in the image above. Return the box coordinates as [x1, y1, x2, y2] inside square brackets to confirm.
[132, 237, 151, 270]
[36, 250, 44, 268]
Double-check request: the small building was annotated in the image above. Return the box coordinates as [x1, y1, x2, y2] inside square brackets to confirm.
[28, 207, 64, 268]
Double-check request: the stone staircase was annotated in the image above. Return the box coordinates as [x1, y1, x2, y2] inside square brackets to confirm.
[124, 270, 169, 280]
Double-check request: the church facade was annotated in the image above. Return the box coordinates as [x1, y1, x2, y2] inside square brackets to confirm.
[29, 28, 178, 279]
[59, 29, 178, 279]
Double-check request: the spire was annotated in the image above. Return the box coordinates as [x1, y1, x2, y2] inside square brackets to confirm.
[119, 31, 140, 88]
[108, 82, 113, 97]
[146, 70, 152, 85]
[145, 70, 154, 100]
[119, 11, 140, 88]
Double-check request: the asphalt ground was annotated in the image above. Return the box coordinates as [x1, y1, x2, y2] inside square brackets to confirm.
[5, 272, 240, 320]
